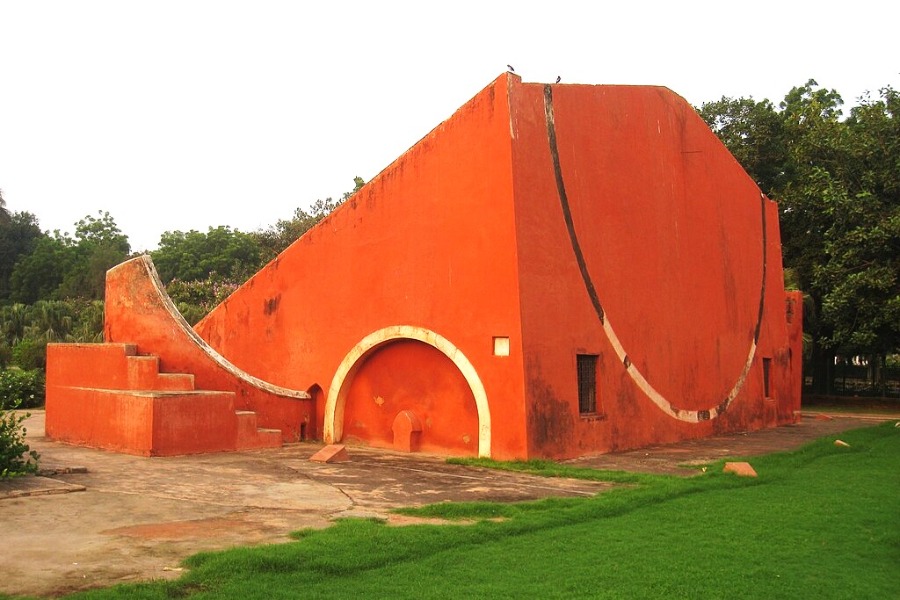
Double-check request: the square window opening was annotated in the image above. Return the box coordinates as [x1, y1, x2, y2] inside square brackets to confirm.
[493, 336, 510, 357]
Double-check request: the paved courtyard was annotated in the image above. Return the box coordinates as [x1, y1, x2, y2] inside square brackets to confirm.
[1, 410, 894, 598]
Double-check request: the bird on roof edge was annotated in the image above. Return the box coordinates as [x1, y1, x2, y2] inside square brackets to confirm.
[507, 64, 515, 73]
[556, 75, 561, 83]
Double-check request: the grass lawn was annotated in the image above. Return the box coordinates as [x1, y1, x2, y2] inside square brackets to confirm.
[59, 422, 898, 599]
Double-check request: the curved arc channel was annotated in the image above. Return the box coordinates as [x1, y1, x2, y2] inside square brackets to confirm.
[542, 84, 767, 423]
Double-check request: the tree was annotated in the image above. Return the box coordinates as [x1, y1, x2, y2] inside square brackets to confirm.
[0, 211, 43, 303]
[8, 233, 75, 304]
[699, 81, 899, 394]
[0, 188, 10, 225]
[253, 176, 365, 262]
[698, 97, 787, 194]
[57, 211, 131, 300]
[7, 212, 131, 303]
[811, 88, 900, 394]
[151, 226, 262, 285]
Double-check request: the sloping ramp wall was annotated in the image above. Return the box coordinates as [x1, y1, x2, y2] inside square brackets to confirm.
[194, 73, 527, 459]
[103, 256, 313, 441]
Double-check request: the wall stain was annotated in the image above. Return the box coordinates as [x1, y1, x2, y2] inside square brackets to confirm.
[263, 294, 281, 316]
[526, 357, 574, 451]
[615, 375, 639, 420]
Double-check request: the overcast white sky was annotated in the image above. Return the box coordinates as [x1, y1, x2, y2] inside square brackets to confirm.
[1, 1, 897, 251]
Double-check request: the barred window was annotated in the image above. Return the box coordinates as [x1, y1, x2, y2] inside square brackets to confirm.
[577, 354, 598, 414]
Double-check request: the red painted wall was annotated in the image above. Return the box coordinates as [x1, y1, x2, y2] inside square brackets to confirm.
[508, 82, 798, 457]
[45, 343, 240, 455]
[342, 339, 479, 455]
[187, 73, 800, 459]
[103, 257, 313, 442]
[196, 74, 530, 459]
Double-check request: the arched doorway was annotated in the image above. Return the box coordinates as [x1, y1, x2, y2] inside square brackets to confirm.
[324, 326, 491, 457]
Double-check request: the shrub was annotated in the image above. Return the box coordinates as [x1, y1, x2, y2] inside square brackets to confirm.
[11, 338, 47, 371]
[0, 397, 40, 478]
[0, 369, 45, 409]
[0, 341, 10, 370]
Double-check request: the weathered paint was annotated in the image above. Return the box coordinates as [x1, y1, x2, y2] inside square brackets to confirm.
[47, 73, 800, 459]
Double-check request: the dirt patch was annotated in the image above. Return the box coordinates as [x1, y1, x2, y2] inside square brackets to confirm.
[103, 515, 268, 540]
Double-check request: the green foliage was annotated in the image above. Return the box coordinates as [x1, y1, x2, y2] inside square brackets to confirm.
[0, 369, 45, 409]
[66, 423, 899, 599]
[66, 299, 105, 343]
[0, 210, 42, 303]
[59, 212, 132, 300]
[6, 211, 131, 303]
[0, 302, 28, 345]
[151, 226, 261, 285]
[73, 211, 131, 252]
[0, 397, 40, 478]
[167, 275, 240, 325]
[9, 233, 74, 304]
[252, 176, 365, 262]
[0, 300, 105, 367]
[698, 96, 787, 191]
[700, 81, 900, 392]
[0, 341, 10, 370]
[11, 338, 46, 371]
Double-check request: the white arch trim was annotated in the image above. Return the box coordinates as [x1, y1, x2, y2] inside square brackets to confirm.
[323, 325, 491, 457]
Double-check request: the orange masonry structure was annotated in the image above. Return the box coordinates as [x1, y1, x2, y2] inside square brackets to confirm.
[46, 73, 802, 459]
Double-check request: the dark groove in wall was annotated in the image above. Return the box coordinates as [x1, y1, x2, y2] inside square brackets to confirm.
[754, 193, 768, 344]
[542, 84, 770, 407]
[543, 84, 605, 325]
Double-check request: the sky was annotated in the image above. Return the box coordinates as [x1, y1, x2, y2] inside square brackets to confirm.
[1, 1, 897, 252]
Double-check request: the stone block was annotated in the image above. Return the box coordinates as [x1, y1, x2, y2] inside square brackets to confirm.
[310, 444, 350, 463]
[723, 461, 758, 477]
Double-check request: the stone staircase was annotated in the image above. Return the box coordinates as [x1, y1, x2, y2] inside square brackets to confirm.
[46, 343, 283, 456]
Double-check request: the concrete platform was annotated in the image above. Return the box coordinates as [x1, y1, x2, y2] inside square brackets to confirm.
[1, 410, 895, 598]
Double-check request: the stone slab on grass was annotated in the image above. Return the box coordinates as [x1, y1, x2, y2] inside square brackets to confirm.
[723, 461, 758, 477]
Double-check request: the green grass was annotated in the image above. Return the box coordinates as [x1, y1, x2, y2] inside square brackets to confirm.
[64, 423, 899, 599]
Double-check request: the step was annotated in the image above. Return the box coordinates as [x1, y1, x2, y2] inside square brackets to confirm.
[235, 411, 282, 450]
[126, 355, 195, 391]
[155, 372, 195, 391]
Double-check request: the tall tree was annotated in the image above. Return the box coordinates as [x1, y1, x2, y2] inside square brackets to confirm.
[7, 212, 131, 303]
[57, 211, 131, 300]
[253, 176, 365, 262]
[699, 81, 900, 393]
[0, 211, 43, 303]
[0, 188, 10, 225]
[8, 233, 74, 304]
[697, 97, 786, 194]
[151, 226, 261, 284]
[813, 88, 900, 359]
